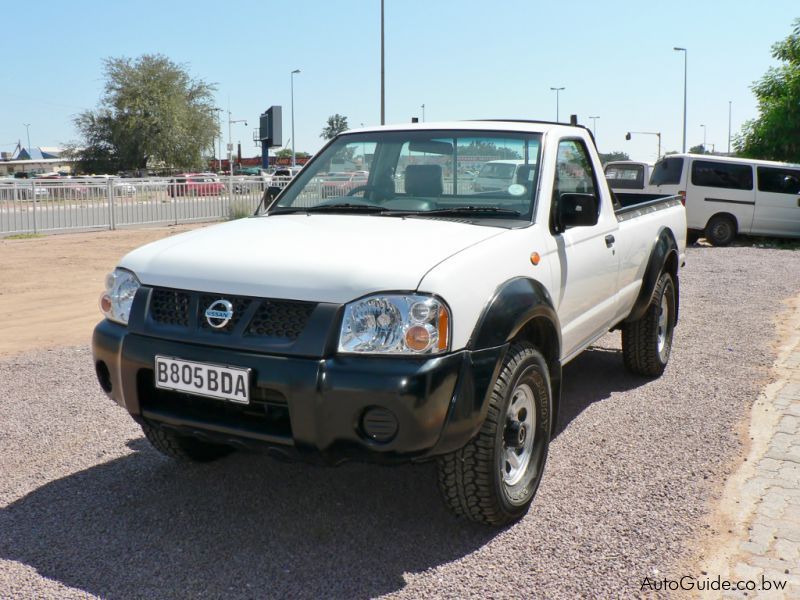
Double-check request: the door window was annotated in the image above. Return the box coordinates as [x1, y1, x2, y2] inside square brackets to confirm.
[691, 160, 753, 190]
[757, 166, 800, 194]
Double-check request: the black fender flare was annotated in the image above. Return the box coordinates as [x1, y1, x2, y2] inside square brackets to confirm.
[625, 227, 680, 324]
[431, 277, 563, 455]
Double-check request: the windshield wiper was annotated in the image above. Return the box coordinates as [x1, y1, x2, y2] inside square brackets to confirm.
[421, 206, 521, 217]
[271, 203, 389, 215]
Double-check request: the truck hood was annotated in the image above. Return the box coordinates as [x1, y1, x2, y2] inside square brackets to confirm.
[119, 214, 505, 303]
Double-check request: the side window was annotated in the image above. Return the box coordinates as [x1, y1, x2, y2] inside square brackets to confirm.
[555, 139, 598, 197]
[691, 160, 753, 190]
[650, 157, 684, 186]
[757, 166, 800, 194]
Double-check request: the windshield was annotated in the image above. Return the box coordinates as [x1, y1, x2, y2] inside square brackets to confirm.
[267, 129, 542, 221]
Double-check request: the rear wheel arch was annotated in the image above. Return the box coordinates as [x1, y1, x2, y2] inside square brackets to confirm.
[625, 227, 680, 324]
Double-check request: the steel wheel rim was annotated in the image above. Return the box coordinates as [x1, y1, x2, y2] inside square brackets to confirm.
[503, 382, 535, 486]
[657, 294, 669, 356]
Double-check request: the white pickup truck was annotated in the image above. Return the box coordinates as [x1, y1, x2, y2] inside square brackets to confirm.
[93, 120, 686, 525]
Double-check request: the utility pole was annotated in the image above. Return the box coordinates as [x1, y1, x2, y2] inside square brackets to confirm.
[421, 103, 425, 122]
[291, 69, 301, 167]
[728, 101, 732, 155]
[588, 115, 600, 138]
[674, 47, 688, 153]
[380, 0, 385, 125]
[550, 87, 565, 122]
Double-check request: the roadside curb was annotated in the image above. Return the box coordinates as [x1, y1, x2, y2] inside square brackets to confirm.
[700, 296, 800, 598]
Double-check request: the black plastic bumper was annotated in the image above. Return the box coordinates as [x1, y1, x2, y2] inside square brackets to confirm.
[92, 320, 506, 463]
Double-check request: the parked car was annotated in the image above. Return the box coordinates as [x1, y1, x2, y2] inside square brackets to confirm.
[168, 173, 225, 197]
[649, 153, 800, 245]
[319, 171, 370, 197]
[93, 120, 686, 526]
[472, 159, 529, 192]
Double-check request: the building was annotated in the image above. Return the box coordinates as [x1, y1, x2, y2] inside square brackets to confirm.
[0, 146, 76, 177]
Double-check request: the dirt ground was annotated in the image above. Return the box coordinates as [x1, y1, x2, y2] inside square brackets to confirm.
[0, 224, 210, 357]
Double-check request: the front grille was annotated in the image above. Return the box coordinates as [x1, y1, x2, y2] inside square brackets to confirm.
[147, 287, 316, 342]
[246, 300, 315, 340]
[150, 289, 191, 327]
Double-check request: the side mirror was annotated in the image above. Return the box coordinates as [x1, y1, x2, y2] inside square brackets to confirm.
[557, 193, 599, 231]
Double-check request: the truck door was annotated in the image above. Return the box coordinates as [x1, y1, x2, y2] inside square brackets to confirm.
[549, 138, 620, 360]
[753, 166, 800, 237]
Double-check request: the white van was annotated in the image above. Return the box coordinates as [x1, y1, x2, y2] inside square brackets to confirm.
[649, 153, 800, 245]
[604, 161, 663, 206]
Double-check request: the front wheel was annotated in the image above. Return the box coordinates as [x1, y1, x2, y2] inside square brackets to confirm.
[437, 343, 551, 526]
[141, 422, 233, 462]
[622, 271, 676, 377]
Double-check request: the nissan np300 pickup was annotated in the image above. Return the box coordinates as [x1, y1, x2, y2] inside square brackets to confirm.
[93, 120, 687, 525]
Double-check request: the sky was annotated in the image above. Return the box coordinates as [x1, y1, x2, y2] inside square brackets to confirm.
[1, 0, 797, 163]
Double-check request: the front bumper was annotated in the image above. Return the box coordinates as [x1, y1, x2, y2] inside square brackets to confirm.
[92, 320, 505, 463]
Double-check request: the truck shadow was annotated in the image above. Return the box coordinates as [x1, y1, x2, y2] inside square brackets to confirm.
[0, 438, 494, 599]
[0, 343, 648, 599]
[555, 344, 647, 434]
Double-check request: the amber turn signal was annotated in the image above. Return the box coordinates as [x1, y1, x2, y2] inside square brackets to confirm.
[530, 252, 541, 266]
[437, 306, 449, 351]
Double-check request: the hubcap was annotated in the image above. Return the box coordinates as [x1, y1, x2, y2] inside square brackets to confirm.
[657, 294, 669, 356]
[503, 383, 536, 486]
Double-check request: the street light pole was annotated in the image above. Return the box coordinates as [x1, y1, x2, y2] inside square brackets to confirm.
[213, 109, 223, 173]
[380, 0, 385, 125]
[700, 124, 706, 152]
[421, 103, 425, 122]
[674, 47, 687, 153]
[550, 87, 565, 122]
[588, 115, 599, 138]
[728, 101, 732, 155]
[291, 69, 300, 168]
[626, 131, 662, 160]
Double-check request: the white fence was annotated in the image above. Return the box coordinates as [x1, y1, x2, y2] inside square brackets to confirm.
[0, 176, 290, 237]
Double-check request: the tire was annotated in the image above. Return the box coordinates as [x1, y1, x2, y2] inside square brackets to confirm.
[705, 214, 736, 246]
[437, 343, 551, 526]
[141, 422, 233, 462]
[622, 271, 676, 377]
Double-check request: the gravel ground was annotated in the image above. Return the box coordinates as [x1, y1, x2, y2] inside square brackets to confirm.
[1, 245, 799, 599]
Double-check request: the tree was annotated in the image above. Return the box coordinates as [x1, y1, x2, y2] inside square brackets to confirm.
[598, 151, 630, 164]
[70, 54, 218, 173]
[275, 148, 309, 159]
[736, 18, 800, 162]
[320, 114, 349, 139]
[689, 144, 707, 154]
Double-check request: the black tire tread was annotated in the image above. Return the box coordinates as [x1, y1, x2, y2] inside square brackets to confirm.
[437, 343, 540, 526]
[622, 272, 673, 377]
[141, 422, 232, 462]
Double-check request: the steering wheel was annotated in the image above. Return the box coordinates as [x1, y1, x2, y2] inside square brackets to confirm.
[346, 185, 375, 196]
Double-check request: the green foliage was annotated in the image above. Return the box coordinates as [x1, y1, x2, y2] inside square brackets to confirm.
[275, 149, 310, 159]
[688, 144, 707, 154]
[735, 18, 800, 162]
[598, 151, 630, 163]
[320, 114, 349, 139]
[458, 140, 522, 160]
[71, 54, 218, 173]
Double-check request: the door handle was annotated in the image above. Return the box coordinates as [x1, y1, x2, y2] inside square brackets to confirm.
[605, 234, 615, 248]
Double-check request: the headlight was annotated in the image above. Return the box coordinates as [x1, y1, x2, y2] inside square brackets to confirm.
[338, 294, 450, 355]
[99, 268, 141, 325]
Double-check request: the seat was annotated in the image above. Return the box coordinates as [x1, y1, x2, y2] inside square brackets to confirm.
[515, 164, 536, 186]
[404, 164, 443, 197]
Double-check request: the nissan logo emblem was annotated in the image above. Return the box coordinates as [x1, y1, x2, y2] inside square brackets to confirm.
[205, 299, 234, 329]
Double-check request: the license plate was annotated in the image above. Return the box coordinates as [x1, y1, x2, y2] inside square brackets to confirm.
[154, 356, 250, 404]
